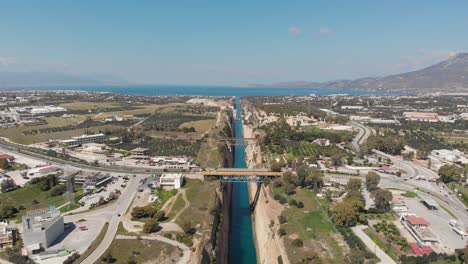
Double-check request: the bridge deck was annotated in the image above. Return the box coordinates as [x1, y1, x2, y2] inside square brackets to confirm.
[202, 169, 282, 177]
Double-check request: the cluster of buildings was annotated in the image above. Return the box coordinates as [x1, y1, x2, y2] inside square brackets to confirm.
[59, 171, 113, 192]
[0, 105, 67, 127]
[403, 112, 455, 123]
[400, 214, 438, 251]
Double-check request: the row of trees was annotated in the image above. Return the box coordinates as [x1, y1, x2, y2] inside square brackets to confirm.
[331, 172, 393, 227]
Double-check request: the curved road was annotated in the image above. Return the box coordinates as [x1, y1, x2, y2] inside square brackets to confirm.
[81, 174, 144, 264]
[349, 121, 372, 152]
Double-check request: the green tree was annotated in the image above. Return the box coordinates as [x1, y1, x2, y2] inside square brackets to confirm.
[373, 189, 393, 211]
[270, 160, 283, 172]
[438, 164, 463, 183]
[346, 178, 362, 192]
[331, 199, 365, 227]
[1, 178, 16, 192]
[305, 169, 323, 192]
[0, 158, 10, 170]
[142, 218, 160, 233]
[365, 171, 380, 191]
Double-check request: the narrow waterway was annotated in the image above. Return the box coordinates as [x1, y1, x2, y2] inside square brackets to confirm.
[229, 97, 257, 263]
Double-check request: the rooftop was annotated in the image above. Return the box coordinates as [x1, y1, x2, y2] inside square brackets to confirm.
[406, 216, 430, 226]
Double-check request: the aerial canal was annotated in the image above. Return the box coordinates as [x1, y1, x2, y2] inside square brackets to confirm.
[228, 97, 257, 263]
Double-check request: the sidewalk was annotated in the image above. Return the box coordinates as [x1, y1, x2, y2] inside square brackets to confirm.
[351, 225, 397, 264]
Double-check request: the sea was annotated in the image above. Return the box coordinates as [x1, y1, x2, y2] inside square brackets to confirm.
[2, 84, 382, 97]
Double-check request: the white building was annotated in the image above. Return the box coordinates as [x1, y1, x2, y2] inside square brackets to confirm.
[159, 173, 183, 189]
[22, 208, 64, 254]
[61, 133, 105, 147]
[30, 106, 67, 115]
[341, 105, 365, 110]
[27, 166, 62, 178]
[431, 149, 468, 164]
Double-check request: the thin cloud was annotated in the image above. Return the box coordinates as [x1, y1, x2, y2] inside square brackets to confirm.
[288, 26, 302, 37]
[319, 26, 333, 35]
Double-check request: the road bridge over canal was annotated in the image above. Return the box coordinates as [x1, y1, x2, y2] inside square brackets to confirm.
[202, 168, 283, 212]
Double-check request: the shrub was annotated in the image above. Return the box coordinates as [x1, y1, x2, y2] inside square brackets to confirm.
[297, 201, 304, 208]
[278, 215, 287, 224]
[176, 234, 193, 247]
[288, 199, 297, 207]
[142, 219, 160, 233]
[278, 196, 287, 204]
[278, 228, 287, 237]
[292, 238, 303, 247]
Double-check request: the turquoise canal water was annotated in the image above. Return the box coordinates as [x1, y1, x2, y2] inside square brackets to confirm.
[229, 97, 257, 263]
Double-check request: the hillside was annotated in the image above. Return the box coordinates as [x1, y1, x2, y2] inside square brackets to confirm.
[252, 53, 468, 94]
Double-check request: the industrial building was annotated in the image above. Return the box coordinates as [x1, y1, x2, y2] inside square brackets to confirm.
[22, 208, 64, 254]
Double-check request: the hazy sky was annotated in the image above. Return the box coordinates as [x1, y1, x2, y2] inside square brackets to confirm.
[1, 0, 467, 85]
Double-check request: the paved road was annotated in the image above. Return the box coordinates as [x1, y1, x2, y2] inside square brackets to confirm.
[349, 121, 372, 152]
[351, 225, 396, 264]
[373, 149, 467, 214]
[0, 138, 179, 174]
[81, 174, 145, 264]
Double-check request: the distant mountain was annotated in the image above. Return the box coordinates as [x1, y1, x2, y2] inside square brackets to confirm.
[0, 72, 129, 88]
[250, 53, 468, 94]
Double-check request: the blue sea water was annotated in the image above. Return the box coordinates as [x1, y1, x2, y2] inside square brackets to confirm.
[3, 84, 382, 97]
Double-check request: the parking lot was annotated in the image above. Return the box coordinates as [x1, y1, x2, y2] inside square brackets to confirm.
[48, 217, 107, 254]
[398, 194, 466, 253]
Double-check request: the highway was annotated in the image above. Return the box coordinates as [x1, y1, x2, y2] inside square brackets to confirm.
[81, 174, 144, 264]
[373, 149, 467, 214]
[0, 138, 177, 174]
[349, 121, 372, 152]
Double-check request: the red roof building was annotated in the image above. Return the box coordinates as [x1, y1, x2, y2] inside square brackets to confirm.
[409, 243, 433, 255]
[0, 154, 14, 160]
[406, 216, 430, 226]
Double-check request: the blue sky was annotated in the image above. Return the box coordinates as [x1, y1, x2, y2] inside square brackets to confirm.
[1, 0, 467, 85]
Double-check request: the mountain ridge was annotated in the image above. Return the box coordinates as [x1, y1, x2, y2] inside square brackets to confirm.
[250, 53, 468, 93]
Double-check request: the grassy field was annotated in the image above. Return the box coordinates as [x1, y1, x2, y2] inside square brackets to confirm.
[279, 188, 345, 264]
[167, 194, 186, 220]
[59, 101, 123, 110]
[0, 183, 82, 222]
[97, 103, 182, 119]
[179, 119, 216, 134]
[101, 239, 181, 263]
[0, 124, 121, 144]
[363, 228, 398, 261]
[175, 179, 217, 232]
